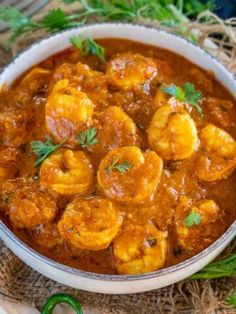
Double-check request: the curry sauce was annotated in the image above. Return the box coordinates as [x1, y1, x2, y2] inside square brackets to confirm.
[0, 39, 235, 275]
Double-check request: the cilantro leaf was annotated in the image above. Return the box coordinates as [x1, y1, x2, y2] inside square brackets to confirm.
[162, 82, 203, 116]
[184, 211, 201, 227]
[226, 290, 236, 309]
[77, 127, 99, 148]
[106, 157, 132, 174]
[40, 9, 83, 32]
[190, 254, 236, 280]
[0, 6, 38, 47]
[70, 35, 105, 62]
[162, 84, 185, 101]
[31, 139, 64, 166]
[0, 1, 216, 46]
[184, 0, 215, 16]
[114, 160, 132, 173]
[63, 0, 78, 3]
[184, 82, 203, 115]
[40, 9, 69, 31]
[70, 34, 84, 50]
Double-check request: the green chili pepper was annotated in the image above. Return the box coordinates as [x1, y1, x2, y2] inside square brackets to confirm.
[41, 293, 83, 314]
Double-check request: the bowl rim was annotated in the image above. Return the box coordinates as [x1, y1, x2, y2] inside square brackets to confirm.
[1, 22, 236, 84]
[0, 22, 235, 282]
[1, 220, 235, 281]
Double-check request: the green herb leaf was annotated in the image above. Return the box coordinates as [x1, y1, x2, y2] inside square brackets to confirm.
[162, 82, 203, 116]
[31, 139, 63, 166]
[189, 254, 236, 280]
[184, 211, 201, 227]
[147, 238, 157, 247]
[63, 0, 79, 3]
[106, 157, 132, 174]
[77, 127, 99, 148]
[40, 8, 84, 32]
[70, 35, 105, 61]
[0, 1, 215, 46]
[184, 82, 203, 115]
[0, 6, 38, 47]
[162, 84, 185, 101]
[184, 0, 215, 17]
[226, 290, 236, 309]
[0, 7, 84, 47]
[40, 9, 72, 31]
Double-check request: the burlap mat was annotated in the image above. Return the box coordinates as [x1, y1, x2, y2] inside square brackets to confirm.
[0, 1, 235, 313]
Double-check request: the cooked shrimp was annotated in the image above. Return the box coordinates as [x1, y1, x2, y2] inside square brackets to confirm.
[6, 67, 50, 111]
[175, 196, 224, 253]
[8, 186, 57, 229]
[52, 62, 109, 111]
[15, 67, 51, 101]
[77, 64, 109, 111]
[107, 52, 158, 90]
[0, 107, 35, 147]
[75, 62, 102, 78]
[97, 146, 163, 203]
[148, 105, 199, 160]
[57, 198, 123, 250]
[51, 62, 103, 87]
[113, 223, 167, 274]
[46, 79, 94, 145]
[153, 164, 207, 231]
[0, 146, 20, 165]
[40, 149, 94, 195]
[32, 224, 63, 249]
[152, 89, 170, 110]
[90, 106, 138, 159]
[205, 97, 235, 129]
[52, 63, 75, 82]
[0, 146, 21, 181]
[195, 124, 236, 181]
[0, 69, 49, 147]
[50, 63, 80, 90]
[21, 67, 50, 86]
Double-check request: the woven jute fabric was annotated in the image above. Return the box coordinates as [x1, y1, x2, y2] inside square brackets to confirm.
[0, 239, 235, 313]
[0, 1, 235, 313]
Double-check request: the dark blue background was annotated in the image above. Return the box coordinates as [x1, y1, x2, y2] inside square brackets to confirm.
[204, 0, 236, 18]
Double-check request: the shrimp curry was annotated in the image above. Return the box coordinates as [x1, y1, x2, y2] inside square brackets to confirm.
[0, 38, 235, 275]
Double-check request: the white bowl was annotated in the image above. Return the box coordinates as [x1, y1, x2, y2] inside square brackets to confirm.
[0, 23, 235, 294]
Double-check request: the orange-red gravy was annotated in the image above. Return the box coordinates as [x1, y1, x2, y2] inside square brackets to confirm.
[0, 39, 235, 274]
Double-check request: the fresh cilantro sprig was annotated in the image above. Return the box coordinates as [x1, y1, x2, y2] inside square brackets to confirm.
[31, 139, 64, 166]
[77, 127, 99, 148]
[70, 35, 105, 62]
[183, 0, 215, 16]
[41, 9, 84, 32]
[189, 254, 236, 279]
[106, 156, 132, 174]
[162, 84, 185, 101]
[0, 7, 84, 47]
[162, 82, 203, 116]
[184, 82, 203, 110]
[226, 290, 236, 309]
[0, 7, 39, 48]
[184, 211, 201, 227]
[0, 1, 215, 47]
[70, 0, 214, 22]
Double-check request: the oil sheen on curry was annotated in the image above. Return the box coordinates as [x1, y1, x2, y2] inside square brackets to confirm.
[0, 38, 235, 275]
